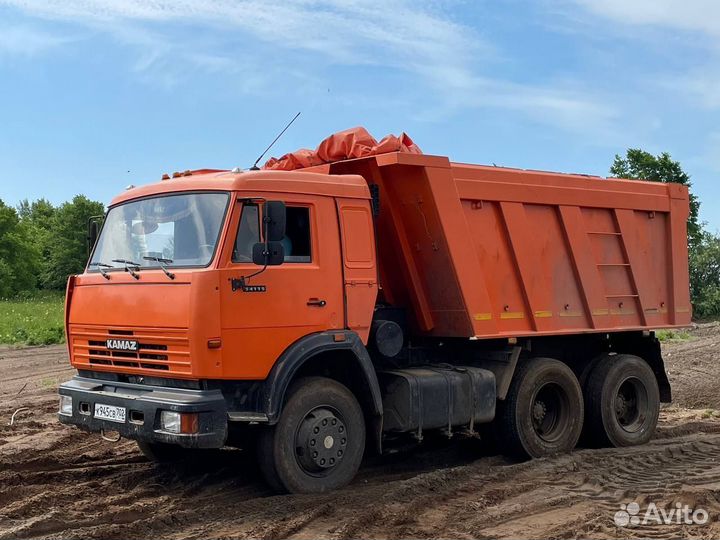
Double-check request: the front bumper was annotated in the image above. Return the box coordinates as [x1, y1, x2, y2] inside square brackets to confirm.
[58, 376, 228, 448]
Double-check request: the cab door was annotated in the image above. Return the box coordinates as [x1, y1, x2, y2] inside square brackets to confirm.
[218, 194, 345, 379]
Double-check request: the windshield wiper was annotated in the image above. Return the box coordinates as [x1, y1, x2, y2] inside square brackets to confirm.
[112, 259, 140, 280]
[89, 261, 112, 280]
[143, 256, 175, 280]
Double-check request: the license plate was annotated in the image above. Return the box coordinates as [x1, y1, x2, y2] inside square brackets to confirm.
[94, 403, 126, 423]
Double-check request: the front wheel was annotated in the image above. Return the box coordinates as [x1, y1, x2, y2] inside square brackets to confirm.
[497, 357, 584, 459]
[584, 354, 660, 447]
[257, 377, 366, 494]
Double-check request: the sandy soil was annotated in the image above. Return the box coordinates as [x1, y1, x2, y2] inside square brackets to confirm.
[1, 328, 720, 539]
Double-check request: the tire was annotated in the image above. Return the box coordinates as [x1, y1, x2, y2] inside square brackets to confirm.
[584, 354, 660, 448]
[497, 357, 584, 459]
[257, 376, 366, 494]
[137, 441, 199, 462]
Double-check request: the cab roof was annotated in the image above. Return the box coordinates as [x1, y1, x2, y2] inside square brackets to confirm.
[110, 169, 371, 207]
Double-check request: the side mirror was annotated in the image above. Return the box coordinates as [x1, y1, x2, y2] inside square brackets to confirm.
[264, 201, 286, 242]
[252, 241, 285, 266]
[87, 216, 103, 255]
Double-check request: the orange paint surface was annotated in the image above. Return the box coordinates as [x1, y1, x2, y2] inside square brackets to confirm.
[317, 152, 691, 337]
[67, 139, 691, 381]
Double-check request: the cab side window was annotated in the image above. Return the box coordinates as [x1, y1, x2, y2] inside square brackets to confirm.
[284, 207, 311, 263]
[232, 205, 260, 262]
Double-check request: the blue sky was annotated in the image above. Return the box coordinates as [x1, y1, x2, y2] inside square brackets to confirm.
[1, 1, 719, 230]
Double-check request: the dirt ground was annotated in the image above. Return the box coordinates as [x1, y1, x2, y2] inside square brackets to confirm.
[2, 328, 720, 539]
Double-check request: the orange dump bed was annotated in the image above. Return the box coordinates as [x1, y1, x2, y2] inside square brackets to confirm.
[309, 151, 691, 339]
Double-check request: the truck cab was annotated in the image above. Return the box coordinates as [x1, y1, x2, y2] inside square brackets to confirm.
[60, 169, 383, 491]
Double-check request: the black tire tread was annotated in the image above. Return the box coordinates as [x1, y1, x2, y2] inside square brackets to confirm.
[496, 360, 538, 459]
[256, 428, 285, 492]
[256, 376, 365, 494]
[497, 357, 584, 459]
[584, 353, 659, 448]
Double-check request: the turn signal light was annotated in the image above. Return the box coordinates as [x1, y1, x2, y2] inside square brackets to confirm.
[181, 413, 199, 434]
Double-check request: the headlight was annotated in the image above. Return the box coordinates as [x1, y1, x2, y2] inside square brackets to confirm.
[160, 411, 181, 433]
[59, 395, 73, 416]
[160, 411, 199, 434]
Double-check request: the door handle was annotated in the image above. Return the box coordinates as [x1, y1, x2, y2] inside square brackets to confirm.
[307, 298, 327, 307]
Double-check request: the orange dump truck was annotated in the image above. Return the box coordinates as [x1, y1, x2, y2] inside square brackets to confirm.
[58, 129, 691, 493]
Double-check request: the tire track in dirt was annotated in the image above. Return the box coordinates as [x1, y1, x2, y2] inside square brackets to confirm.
[317, 432, 720, 540]
[4, 333, 720, 539]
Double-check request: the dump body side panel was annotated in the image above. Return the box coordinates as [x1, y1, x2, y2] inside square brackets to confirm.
[327, 153, 691, 339]
[453, 164, 691, 337]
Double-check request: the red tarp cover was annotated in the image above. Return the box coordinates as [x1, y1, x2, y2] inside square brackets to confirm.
[262, 126, 422, 171]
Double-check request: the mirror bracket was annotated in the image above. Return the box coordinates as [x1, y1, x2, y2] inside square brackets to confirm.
[252, 241, 284, 266]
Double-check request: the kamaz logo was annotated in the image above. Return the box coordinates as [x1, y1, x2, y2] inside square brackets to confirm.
[106, 339, 138, 352]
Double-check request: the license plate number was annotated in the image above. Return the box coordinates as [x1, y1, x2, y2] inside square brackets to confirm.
[94, 403, 126, 423]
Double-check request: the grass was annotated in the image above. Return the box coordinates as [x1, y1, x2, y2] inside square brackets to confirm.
[0, 291, 703, 348]
[655, 329, 693, 342]
[0, 291, 65, 345]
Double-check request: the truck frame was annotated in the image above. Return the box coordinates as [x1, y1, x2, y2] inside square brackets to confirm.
[58, 148, 691, 493]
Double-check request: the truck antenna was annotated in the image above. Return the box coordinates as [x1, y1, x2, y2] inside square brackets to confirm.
[249, 111, 301, 170]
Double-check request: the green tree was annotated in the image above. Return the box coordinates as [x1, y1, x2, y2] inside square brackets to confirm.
[689, 230, 720, 319]
[18, 198, 56, 289]
[18, 198, 55, 223]
[0, 199, 39, 297]
[610, 149, 701, 247]
[42, 195, 104, 290]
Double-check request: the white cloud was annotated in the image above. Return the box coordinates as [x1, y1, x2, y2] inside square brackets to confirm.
[566, 0, 720, 111]
[0, 24, 73, 55]
[0, 1, 485, 70]
[0, 1, 484, 97]
[570, 0, 720, 37]
[415, 72, 619, 138]
[0, 0, 620, 136]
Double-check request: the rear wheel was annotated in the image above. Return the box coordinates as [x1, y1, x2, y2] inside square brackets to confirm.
[497, 357, 584, 459]
[584, 354, 659, 447]
[257, 377, 365, 494]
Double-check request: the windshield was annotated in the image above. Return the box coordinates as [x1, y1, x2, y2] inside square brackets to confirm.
[90, 192, 230, 270]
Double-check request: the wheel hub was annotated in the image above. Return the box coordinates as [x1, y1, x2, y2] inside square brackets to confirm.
[533, 401, 547, 422]
[530, 382, 569, 443]
[615, 379, 642, 428]
[296, 408, 347, 472]
[615, 394, 627, 417]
